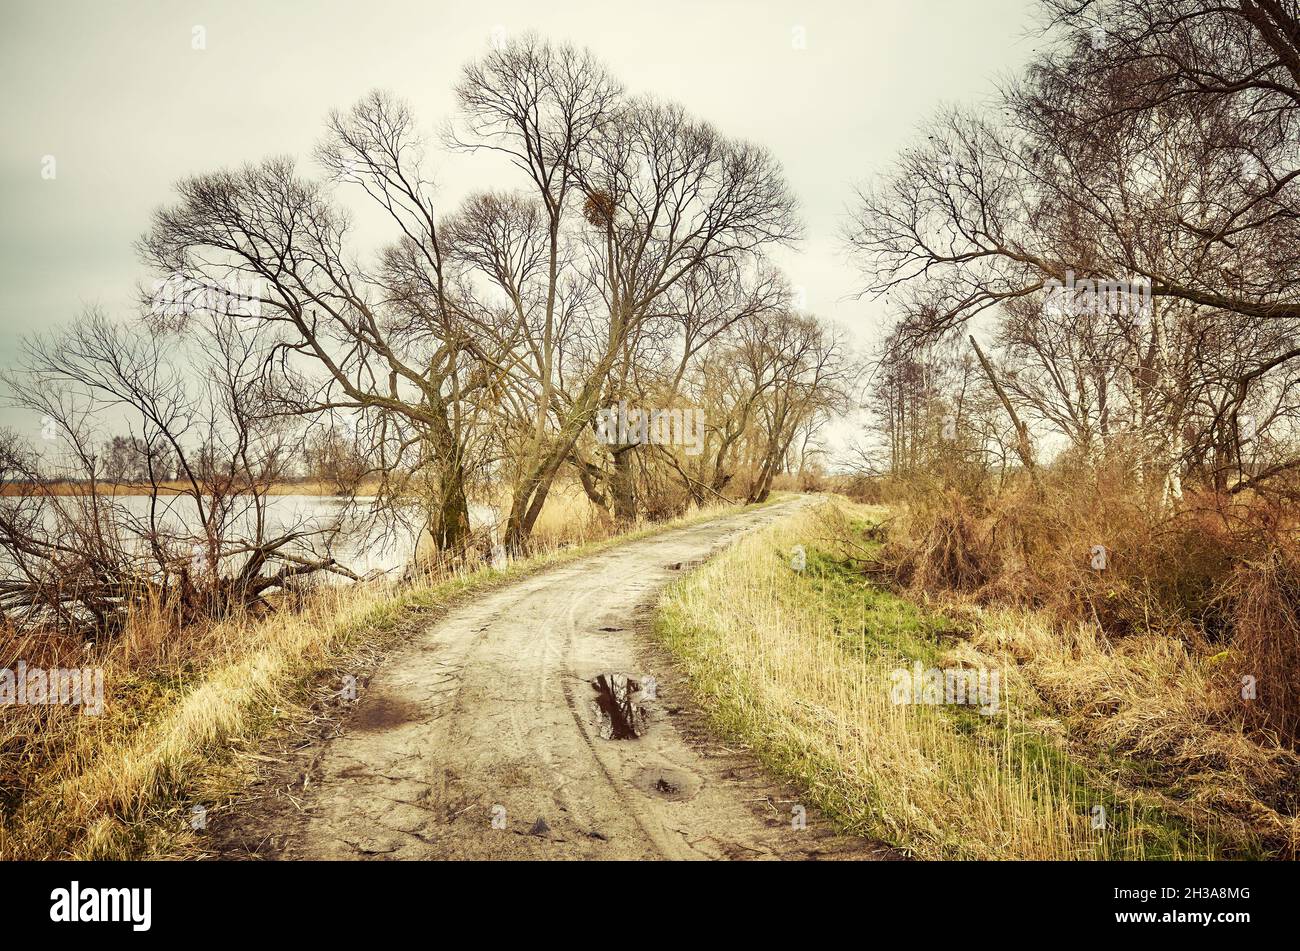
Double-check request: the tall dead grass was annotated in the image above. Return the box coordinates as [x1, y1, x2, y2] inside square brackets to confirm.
[1, 581, 407, 859]
[526, 481, 616, 550]
[655, 499, 1229, 859]
[888, 471, 1224, 628]
[1221, 545, 1300, 747]
[865, 461, 1300, 855]
[966, 608, 1299, 857]
[655, 496, 1300, 857]
[882, 464, 1300, 744]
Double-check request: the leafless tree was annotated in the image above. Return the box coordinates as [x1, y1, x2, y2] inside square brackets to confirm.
[448, 39, 801, 539]
[847, 0, 1300, 498]
[0, 312, 356, 636]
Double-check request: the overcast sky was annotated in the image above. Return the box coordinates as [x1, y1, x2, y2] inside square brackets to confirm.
[0, 0, 1040, 438]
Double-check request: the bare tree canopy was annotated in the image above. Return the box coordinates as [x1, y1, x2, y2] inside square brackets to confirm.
[848, 0, 1300, 499]
[0, 33, 850, 643]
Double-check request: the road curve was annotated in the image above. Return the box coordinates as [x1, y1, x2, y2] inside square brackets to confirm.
[251, 499, 884, 860]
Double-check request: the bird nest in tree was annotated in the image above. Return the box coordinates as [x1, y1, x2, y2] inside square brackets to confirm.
[582, 190, 615, 228]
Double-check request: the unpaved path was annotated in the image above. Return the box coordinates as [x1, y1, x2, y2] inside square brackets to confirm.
[217, 500, 891, 860]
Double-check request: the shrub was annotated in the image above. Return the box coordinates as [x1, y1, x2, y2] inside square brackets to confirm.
[1221, 544, 1300, 747]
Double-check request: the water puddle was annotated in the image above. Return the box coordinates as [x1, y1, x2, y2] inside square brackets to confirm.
[590, 672, 652, 739]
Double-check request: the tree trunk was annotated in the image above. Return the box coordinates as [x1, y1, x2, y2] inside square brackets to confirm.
[610, 445, 637, 523]
[423, 412, 472, 556]
[748, 447, 780, 503]
[970, 335, 1039, 487]
[427, 466, 471, 554]
[571, 455, 608, 508]
[504, 329, 626, 550]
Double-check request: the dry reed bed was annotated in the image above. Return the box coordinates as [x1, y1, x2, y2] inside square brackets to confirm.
[654, 498, 1276, 859]
[880, 476, 1300, 856]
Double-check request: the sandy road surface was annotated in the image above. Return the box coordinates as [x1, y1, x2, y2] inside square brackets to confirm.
[221, 500, 888, 860]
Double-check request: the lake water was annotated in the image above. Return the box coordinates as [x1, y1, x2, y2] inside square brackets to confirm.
[2, 494, 501, 580]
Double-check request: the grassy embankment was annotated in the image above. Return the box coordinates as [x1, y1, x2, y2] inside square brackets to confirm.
[654, 496, 1285, 859]
[0, 487, 764, 860]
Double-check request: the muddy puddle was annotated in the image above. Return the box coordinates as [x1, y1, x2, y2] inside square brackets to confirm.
[632, 766, 702, 802]
[590, 672, 655, 739]
[349, 696, 424, 731]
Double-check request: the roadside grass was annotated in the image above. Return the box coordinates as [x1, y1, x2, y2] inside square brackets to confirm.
[0, 495, 766, 860]
[654, 497, 1252, 859]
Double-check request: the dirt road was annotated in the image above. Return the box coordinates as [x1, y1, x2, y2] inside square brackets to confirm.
[221, 500, 888, 860]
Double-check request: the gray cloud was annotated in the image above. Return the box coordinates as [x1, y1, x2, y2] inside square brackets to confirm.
[0, 0, 1038, 438]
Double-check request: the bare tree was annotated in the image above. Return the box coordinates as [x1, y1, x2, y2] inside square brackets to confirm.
[847, 0, 1300, 498]
[129, 35, 812, 563]
[0, 312, 355, 636]
[139, 91, 506, 559]
[449, 39, 800, 540]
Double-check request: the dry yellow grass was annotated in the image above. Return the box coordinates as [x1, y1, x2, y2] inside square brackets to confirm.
[967, 609, 1300, 856]
[512, 480, 615, 551]
[654, 497, 1235, 859]
[2, 580, 444, 859]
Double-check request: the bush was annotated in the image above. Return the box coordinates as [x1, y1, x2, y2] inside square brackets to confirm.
[890, 489, 994, 593]
[1221, 544, 1300, 747]
[879, 461, 1300, 738]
